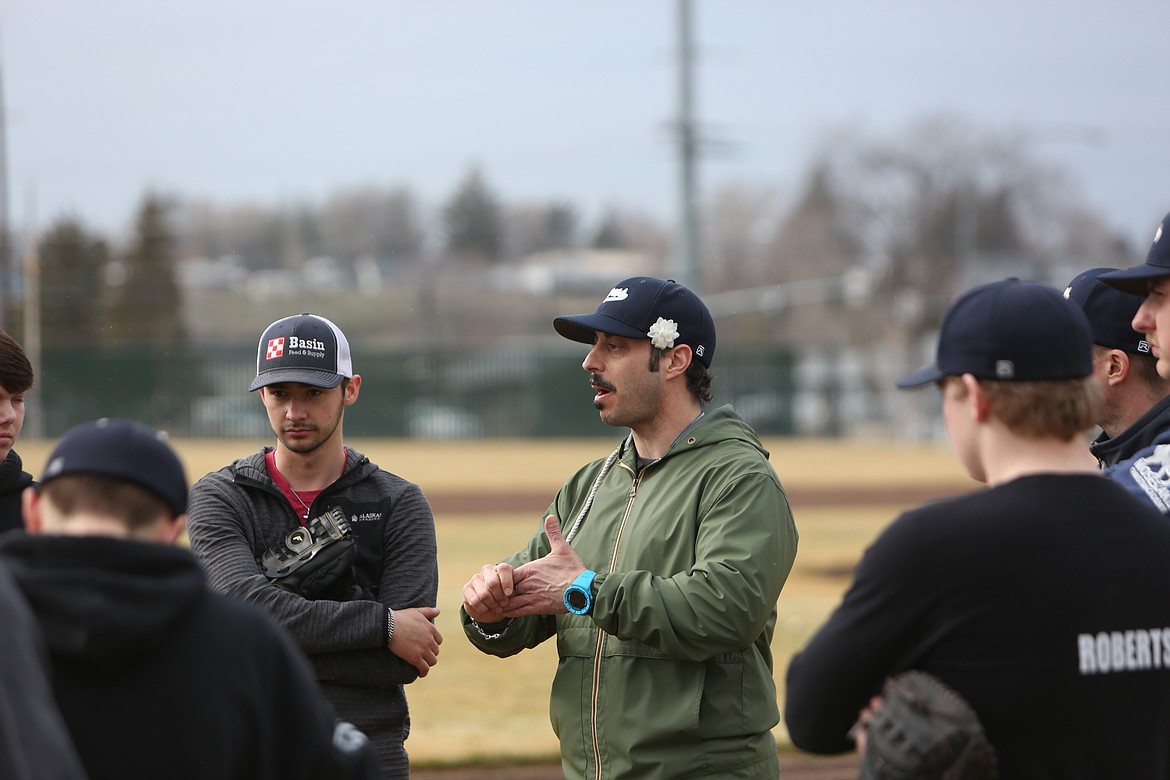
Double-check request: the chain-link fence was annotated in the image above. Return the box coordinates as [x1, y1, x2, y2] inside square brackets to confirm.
[38, 344, 801, 439]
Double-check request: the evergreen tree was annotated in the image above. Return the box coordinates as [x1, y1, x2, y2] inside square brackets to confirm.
[591, 210, 625, 249]
[442, 166, 504, 262]
[38, 217, 109, 348]
[106, 193, 185, 348]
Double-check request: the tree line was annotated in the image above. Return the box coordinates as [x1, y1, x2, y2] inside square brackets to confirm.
[20, 114, 1135, 361]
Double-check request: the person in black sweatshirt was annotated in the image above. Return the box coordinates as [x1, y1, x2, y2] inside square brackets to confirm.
[785, 279, 1170, 778]
[0, 557, 87, 780]
[0, 330, 35, 534]
[0, 418, 381, 780]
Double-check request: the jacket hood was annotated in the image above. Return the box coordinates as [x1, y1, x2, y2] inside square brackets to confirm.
[0, 534, 206, 674]
[229, 445, 375, 489]
[620, 404, 770, 464]
[692, 404, 771, 457]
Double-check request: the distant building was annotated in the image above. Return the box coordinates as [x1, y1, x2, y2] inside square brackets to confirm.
[506, 249, 663, 295]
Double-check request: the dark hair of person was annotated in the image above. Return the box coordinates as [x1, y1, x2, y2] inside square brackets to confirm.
[649, 345, 714, 405]
[0, 330, 33, 394]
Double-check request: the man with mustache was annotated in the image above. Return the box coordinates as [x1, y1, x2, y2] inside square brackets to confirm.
[187, 313, 442, 780]
[461, 276, 799, 780]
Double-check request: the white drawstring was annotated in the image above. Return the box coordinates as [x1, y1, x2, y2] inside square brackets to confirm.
[564, 447, 619, 544]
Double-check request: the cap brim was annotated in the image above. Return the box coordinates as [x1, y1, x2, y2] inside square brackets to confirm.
[553, 313, 648, 344]
[896, 363, 945, 390]
[250, 369, 345, 391]
[1098, 266, 1169, 295]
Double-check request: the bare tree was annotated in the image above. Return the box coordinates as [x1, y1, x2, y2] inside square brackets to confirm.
[504, 202, 578, 259]
[319, 186, 424, 266]
[763, 114, 1123, 436]
[701, 183, 782, 294]
[172, 200, 286, 271]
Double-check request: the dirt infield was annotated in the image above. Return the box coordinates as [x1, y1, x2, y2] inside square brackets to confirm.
[413, 752, 860, 779]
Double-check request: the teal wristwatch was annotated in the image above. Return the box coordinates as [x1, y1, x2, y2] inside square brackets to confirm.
[564, 569, 597, 615]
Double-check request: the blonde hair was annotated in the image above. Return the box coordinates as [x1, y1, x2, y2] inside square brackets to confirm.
[943, 375, 1101, 441]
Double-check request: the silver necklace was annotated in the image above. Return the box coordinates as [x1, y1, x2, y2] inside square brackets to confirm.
[290, 490, 311, 520]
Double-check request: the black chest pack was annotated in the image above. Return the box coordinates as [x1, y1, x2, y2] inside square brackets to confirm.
[259, 506, 365, 601]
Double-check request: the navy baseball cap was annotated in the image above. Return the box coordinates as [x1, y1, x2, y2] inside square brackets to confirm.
[250, 313, 353, 391]
[1063, 267, 1149, 355]
[553, 277, 717, 367]
[1100, 211, 1170, 294]
[40, 418, 188, 516]
[897, 278, 1093, 389]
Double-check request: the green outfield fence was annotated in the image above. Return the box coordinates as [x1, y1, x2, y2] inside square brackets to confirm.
[38, 344, 800, 439]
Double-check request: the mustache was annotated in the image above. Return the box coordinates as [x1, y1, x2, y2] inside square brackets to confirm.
[589, 374, 616, 393]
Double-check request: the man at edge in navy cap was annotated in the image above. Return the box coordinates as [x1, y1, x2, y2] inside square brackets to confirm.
[1090, 211, 1170, 512]
[1101, 210, 1170, 381]
[0, 418, 380, 779]
[461, 276, 798, 779]
[785, 278, 1170, 778]
[186, 313, 442, 780]
[1063, 267, 1170, 468]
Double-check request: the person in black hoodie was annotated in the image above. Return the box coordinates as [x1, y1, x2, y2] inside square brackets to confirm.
[0, 557, 87, 780]
[0, 418, 382, 780]
[0, 330, 35, 533]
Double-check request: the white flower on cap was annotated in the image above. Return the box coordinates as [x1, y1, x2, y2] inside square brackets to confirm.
[647, 317, 680, 349]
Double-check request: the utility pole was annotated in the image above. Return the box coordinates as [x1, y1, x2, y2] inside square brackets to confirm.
[22, 190, 41, 438]
[0, 57, 10, 331]
[675, 0, 700, 292]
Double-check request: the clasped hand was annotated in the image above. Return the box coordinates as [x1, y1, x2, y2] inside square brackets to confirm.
[462, 515, 586, 622]
[388, 606, 443, 677]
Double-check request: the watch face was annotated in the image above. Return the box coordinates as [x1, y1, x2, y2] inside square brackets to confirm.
[568, 589, 588, 611]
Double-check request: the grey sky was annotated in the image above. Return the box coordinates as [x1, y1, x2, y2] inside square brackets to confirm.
[3, 0, 1168, 250]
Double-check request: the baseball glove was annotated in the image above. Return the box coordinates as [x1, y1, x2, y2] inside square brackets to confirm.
[259, 506, 366, 601]
[858, 670, 999, 780]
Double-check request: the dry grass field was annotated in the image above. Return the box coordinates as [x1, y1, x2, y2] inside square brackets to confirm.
[14, 435, 976, 768]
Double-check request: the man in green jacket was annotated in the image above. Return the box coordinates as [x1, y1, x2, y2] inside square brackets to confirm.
[461, 276, 798, 780]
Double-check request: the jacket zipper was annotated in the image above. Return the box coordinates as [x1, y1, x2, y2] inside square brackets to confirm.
[588, 464, 644, 779]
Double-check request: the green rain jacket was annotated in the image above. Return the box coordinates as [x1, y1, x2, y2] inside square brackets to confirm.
[461, 405, 798, 780]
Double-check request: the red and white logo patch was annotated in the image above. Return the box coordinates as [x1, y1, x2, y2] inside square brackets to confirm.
[266, 337, 285, 359]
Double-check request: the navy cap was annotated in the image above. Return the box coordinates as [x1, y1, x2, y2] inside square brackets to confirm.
[1100, 211, 1170, 294]
[553, 277, 717, 367]
[250, 313, 353, 391]
[1063, 267, 1150, 355]
[897, 278, 1093, 389]
[40, 419, 188, 516]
